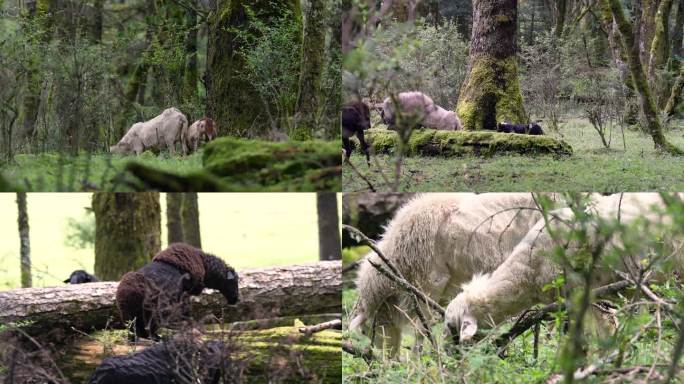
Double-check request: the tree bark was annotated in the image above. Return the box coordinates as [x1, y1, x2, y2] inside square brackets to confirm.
[166, 193, 184, 244]
[609, 0, 684, 154]
[640, 0, 660, 66]
[206, 0, 301, 137]
[292, 0, 326, 141]
[182, 0, 199, 108]
[342, 193, 413, 247]
[555, 0, 567, 37]
[180, 192, 201, 248]
[316, 192, 341, 261]
[0, 261, 342, 336]
[648, 0, 673, 96]
[672, 0, 684, 71]
[456, 0, 527, 130]
[92, 193, 161, 281]
[665, 64, 684, 115]
[16, 192, 31, 288]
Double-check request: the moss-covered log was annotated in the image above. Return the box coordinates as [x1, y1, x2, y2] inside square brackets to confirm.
[126, 137, 341, 191]
[206, 0, 301, 136]
[456, 0, 527, 130]
[358, 129, 572, 157]
[0, 261, 341, 337]
[61, 322, 341, 383]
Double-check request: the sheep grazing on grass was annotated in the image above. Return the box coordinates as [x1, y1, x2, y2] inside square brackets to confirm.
[63, 270, 99, 284]
[497, 122, 544, 135]
[381, 91, 462, 131]
[184, 117, 217, 154]
[342, 101, 371, 165]
[445, 193, 684, 345]
[89, 334, 227, 384]
[116, 243, 239, 340]
[110, 107, 188, 155]
[349, 193, 552, 356]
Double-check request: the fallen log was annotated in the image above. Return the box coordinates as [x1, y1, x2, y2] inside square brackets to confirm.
[342, 192, 413, 247]
[0, 261, 341, 336]
[353, 128, 573, 157]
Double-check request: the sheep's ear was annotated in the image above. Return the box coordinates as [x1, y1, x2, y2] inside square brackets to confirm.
[349, 314, 366, 332]
[459, 314, 478, 343]
[63, 278, 70, 283]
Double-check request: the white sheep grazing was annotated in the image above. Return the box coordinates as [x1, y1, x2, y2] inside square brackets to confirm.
[184, 117, 217, 154]
[381, 91, 463, 131]
[445, 193, 684, 344]
[110, 107, 188, 155]
[349, 193, 552, 356]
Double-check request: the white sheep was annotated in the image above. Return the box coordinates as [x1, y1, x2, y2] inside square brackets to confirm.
[444, 193, 684, 344]
[349, 193, 553, 356]
[381, 91, 463, 131]
[110, 107, 188, 155]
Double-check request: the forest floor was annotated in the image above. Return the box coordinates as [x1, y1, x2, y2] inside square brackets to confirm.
[341, 245, 682, 382]
[342, 117, 684, 192]
[0, 151, 204, 191]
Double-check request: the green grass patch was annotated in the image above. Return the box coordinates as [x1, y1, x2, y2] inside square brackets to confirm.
[0, 151, 204, 191]
[343, 118, 684, 191]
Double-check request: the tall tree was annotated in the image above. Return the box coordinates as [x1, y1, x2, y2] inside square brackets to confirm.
[181, 1, 199, 108]
[292, 0, 326, 140]
[166, 193, 184, 244]
[647, 0, 673, 91]
[672, 0, 684, 71]
[609, 0, 684, 154]
[555, 0, 567, 37]
[317, 192, 341, 261]
[456, 0, 527, 130]
[640, 0, 660, 66]
[180, 192, 202, 248]
[206, 0, 301, 137]
[93, 193, 161, 281]
[16, 192, 31, 288]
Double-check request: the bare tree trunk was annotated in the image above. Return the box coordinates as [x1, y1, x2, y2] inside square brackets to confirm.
[16, 192, 31, 288]
[456, 0, 527, 130]
[93, 193, 161, 281]
[672, 0, 684, 71]
[166, 193, 184, 244]
[317, 192, 340, 261]
[609, 0, 684, 154]
[182, 0, 198, 108]
[180, 192, 201, 248]
[0, 261, 342, 336]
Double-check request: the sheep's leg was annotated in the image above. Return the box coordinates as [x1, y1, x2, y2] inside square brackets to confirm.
[355, 130, 370, 166]
[342, 136, 352, 162]
[375, 324, 402, 358]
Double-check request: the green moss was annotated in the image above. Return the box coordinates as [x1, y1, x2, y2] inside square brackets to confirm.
[456, 56, 527, 131]
[359, 128, 573, 157]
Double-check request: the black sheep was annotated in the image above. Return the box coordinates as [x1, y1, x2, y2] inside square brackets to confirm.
[89, 337, 227, 384]
[342, 101, 371, 166]
[116, 243, 239, 340]
[64, 270, 100, 284]
[497, 122, 544, 135]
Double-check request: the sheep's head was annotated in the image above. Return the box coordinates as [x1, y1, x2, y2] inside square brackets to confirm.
[217, 267, 239, 305]
[445, 293, 479, 345]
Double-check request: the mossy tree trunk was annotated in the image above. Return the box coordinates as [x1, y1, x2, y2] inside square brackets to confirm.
[292, 0, 327, 141]
[166, 193, 184, 244]
[456, 0, 527, 131]
[16, 192, 31, 288]
[671, 0, 683, 71]
[647, 0, 673, 102]
[316, 192, 340, 261]
[665, 64, 684, 115]
[609, 0, 684, 154]
[322, 0, 343, 139]
[180, 192, 202, 248]
[555, 0, 567, 37]
[640, 0, 660, 66]
[206, 0, 301, 137]
[181, 1, 198, 110]
[93, 193, 161, 281]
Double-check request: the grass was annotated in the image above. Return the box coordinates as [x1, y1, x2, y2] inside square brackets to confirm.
[0, 150, 204, 191]
[342, 284, 683, 383]
[0, 193, 326, 290]
[343, 117, 684, 192]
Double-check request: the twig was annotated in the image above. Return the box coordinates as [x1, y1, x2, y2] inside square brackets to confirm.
[495, 279, 633, 352]
[342, 340, 373, 363]
[298, 319, 342, 335]
[367, 259, 445, 316]
[342, 260, 362, 274]
[344, 155, 376, 192]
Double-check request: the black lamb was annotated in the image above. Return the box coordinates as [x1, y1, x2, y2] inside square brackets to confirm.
[116, 243, 239, 340]
[64, 270, 100, 284]
[497, 122, 544, 135]
[342, 101, 371, 166]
